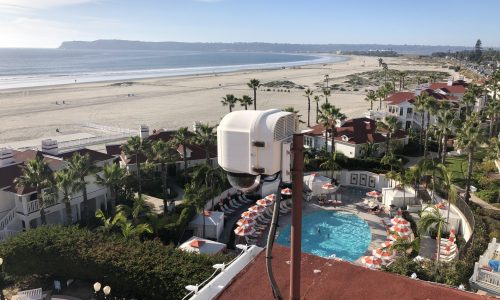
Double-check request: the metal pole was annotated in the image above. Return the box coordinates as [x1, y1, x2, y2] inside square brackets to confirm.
[290, 134, 304, 300]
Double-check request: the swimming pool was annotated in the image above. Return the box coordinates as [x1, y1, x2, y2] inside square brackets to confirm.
[276, 210, 371, 261]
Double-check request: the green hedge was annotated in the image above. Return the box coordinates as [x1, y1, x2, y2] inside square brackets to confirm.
[0, 226, 229, 300]
[160, 204, 196, 243]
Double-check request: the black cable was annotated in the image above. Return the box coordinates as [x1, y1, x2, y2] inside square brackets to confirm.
[265, 175, 283, 300]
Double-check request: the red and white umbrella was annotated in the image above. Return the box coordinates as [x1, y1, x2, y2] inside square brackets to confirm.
[256, 198, 274, 207]
[373, 247, 396, 261]
[380, 240, 394, 249]
[440, 244, 457, 256]
[388, 233, 410, 241]
[450, 228, 456, 235]
[390, 224, 412, 236]
[322, 183, 335, 190]
[265, 194, 277, 201]
[248, 205, 265, 213]
[281, 188, 292, 195]
[361, 256, 382, 268]
[241, 211, 258, 219]
[387, 233, 410, 241]
[366, 190, 382, 198]
[391, 216, 410, 227]
[237, 218, 256, 227]
[234, 226, 255, 236]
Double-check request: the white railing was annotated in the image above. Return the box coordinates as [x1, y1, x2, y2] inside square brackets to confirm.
[82, 123, 136, 134]
[57, 133, 134, 151]
[0, 208, 16, 231]
[27, 200, 40, 214]
[476, 269, 500, 289]
[0, 229, 19, 241]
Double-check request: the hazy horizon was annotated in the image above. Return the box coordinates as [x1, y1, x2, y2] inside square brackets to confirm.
[1, 0, 499, 48]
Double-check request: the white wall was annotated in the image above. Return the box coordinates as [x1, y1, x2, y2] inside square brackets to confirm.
[335, 142, 357, 158]
[338, 169, 388, 191]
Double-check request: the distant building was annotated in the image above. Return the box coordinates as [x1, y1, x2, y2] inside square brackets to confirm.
[303, 117, 408, 158]
[108, 125, 217, 173]
[0, 141, 114, 240]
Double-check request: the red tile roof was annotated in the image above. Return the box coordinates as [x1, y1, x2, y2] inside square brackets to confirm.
[430, 80, 468, 94]
[335, 118, 387, 144]
[216, 245, 487, 300]
[303, 124, 326, 136]
[53, 148, 114, 163]
[385, 92, 416, 105]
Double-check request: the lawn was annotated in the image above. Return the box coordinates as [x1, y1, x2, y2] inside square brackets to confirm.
[444, 155, 467, 186]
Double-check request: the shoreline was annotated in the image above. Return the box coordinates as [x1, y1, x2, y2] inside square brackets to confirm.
[0, 53, 347, 91]
[0, 55, 451, 146]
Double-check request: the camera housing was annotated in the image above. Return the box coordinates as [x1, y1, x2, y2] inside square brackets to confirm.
[217, 109, 296, 192]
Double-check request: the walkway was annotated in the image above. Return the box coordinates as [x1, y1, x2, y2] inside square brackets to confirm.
[469, 193, 499, 211]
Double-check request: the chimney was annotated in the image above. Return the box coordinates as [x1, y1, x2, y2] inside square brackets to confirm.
[0, 148, 15, 167]
[139, 124, 149, 140]
[41, 139, 58, 155]
[415, 86, 423, 96]
[447, 76, 453, 86]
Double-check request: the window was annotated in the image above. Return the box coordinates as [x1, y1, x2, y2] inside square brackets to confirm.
[407, 107, 413, 114]
[400, 109, 404, 116]
[406, 121, 412, 130]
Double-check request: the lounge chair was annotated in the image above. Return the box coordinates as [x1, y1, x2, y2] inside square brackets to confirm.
[240, 195, 253, 203]
[229, 199, 242, 208]
[222, 205, 235, 214]
[18, 288, 44, 300]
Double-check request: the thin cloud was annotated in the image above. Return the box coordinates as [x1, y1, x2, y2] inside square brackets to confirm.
[0, 0, 101, 13]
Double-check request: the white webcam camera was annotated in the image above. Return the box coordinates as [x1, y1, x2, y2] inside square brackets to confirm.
[217, 109, 296, 192]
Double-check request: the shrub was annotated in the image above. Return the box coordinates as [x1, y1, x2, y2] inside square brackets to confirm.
[0, 226, 230, 300]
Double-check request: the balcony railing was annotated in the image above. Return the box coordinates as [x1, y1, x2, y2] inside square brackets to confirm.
[477, 269, 500, 288]
[27, 200, 40, 214]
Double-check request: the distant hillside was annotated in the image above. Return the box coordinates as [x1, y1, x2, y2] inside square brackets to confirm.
[59, 40, 472, 55]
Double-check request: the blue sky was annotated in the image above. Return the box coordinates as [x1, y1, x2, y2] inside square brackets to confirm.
[0, 0, 499, 48]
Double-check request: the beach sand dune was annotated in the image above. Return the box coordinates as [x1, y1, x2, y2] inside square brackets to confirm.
[0, 55, 454, 145]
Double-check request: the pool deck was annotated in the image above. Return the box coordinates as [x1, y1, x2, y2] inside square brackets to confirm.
[273, 200, 389, 265]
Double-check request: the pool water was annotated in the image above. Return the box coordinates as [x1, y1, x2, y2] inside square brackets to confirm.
[276, 210, 371, 261]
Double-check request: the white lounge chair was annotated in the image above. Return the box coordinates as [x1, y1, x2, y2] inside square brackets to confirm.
[240, 195, 253, 203]
[229, 199, 242, 208]
[222, 205, 235, 214]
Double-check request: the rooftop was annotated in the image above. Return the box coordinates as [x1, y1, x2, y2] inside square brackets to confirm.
[217, 245, 487, 300]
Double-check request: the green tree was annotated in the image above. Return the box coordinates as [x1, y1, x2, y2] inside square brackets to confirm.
[53, 169, 76, 225]
[95, 209, 126, 233]
[303, 88, 314, 127]
[418, 205, 448, 266]
[15, 156, 52, 225]
[484, 98, 499, 138]
[376, 115, 400, 155]
[149, 140, 179, 213]
[121, 136, 150, 200]
[221, 94, 237, 112]
[322, 88, 331, 104]
[67, 153, 97, 223]
[456, 114, 485, 202]
[435, 110, 456, 164]
[364, 90, 377, 110]
[116, 196, 151, 224]
[318, 103, 345, 177]
[239, 95, 253, 110]
[96, 163, 126, 212]
[461, 91, 476, 117]
[247, 79, 261, 110]
[313, 95, 321, 124]
[172, 127, 192, 183]
[194, 123, 216, 165]
[414, 92, 428, 149]
[436, 164, 457, 224]
[423, 96, 437, 158]
[119, 221, 153, 240]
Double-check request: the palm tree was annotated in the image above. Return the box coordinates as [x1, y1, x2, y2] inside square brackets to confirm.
[54, 169, 75, 225]
[221, 94, 237, 112]
[313, 95, 321, 124]
[95, 209, 126, 233]
[362, 141, 378, 158]
[390, 236, 419, 257]
[414, 92, 428, 150]
[194, 123, 216, 165]
[429, 73, 437, 83]
[121, 136, 149, 199]
[96, 163, 126, 212]
[436, 163, 457, 224]
[149, 140, 179, 213]
[484, 99, 499, 138]
[461, 91, 476, 117]
[283, 106, 304, 126]
[435, 110, 456, 164]
[322, 88, 331, 104]
[423, 96, 437, 158]
[303, 88, 313, 127]
[488, 70, 500, 103]
[172, 127, 192, 183]
[400, 71, 408, 90]
[418, 205, 447, 265]
[378, 58, 383, 67]
[456, 114, 485, 202]
[324, 74, 330, 89]
[364, 90, 377, 110]
[15, 156, 52, 225]
[247, 79, 261, 110]
[318, 103, 345, 177]
[116, 196, 151, 224]
[67, 153, 97, 223]
[239, 95, 253, 110]
[119, 221, 152, 240]
[376, 115, 400, 155]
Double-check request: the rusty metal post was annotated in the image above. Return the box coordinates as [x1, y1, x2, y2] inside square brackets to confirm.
[290, 133, 304, 300]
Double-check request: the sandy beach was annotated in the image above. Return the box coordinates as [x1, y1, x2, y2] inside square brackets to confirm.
[0, 55, 455, 146]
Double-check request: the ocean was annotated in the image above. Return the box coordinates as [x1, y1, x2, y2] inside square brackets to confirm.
[0, 49, 344, 90]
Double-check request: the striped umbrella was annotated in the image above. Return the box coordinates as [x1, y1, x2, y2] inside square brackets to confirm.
[237, 218, 256, 227]
[234, 226, 255, 236]
[281, 188, 293, 195]
[388, 233, 410, 241]
[366, 190, 382, 198]
[380, 240, 394, 249]
[390, 216, 410, 227]
[241, 211, 259, 219]
[390, 224, 412, 236]
[265, 194, 277, 201]
[361, 256, 382, 268]
[373, 247, 396, 262]
[248, 205, 265, 213]
[256, 198, 274, 207]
